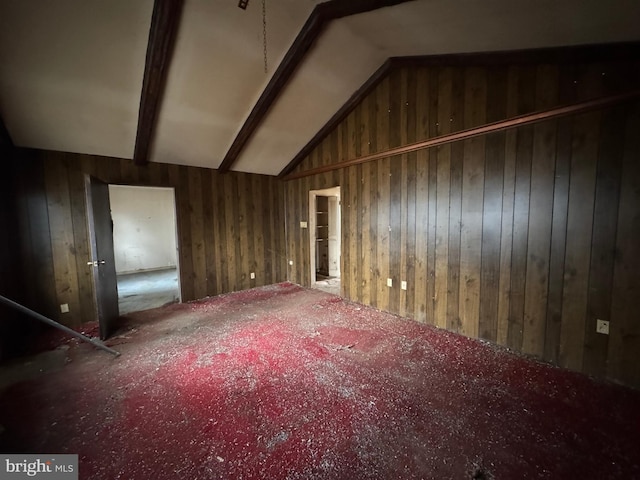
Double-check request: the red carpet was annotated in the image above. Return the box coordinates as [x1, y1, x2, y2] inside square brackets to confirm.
[1, 283, 639, 479]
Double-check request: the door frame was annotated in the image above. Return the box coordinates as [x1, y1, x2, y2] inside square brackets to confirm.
[85, 179, 183, 334]
[308, 186, 341, 286]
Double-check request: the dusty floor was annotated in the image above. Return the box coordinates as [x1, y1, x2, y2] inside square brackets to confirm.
[1, 283, 639, 479]
[312, 275, 341, 296]
[117, 268, 179, 314]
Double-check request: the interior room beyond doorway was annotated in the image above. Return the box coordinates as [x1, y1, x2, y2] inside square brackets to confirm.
[109, 185, 181, 314]
[309, 186, 341, 295]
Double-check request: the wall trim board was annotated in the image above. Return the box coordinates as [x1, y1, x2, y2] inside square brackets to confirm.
[284, 90, 640, 180]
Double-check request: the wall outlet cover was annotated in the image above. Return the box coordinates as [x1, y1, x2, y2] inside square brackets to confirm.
[250, 272, 255, 279]
[596, 319, 609, 335]
[300, 221, 308, 228]
[60, 304, 69, 313]
[401, 280, 407, 290]
[387, 278, 393, 287]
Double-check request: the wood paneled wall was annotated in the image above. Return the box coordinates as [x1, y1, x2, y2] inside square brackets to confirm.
[284, 57, 640, 388]
[10, 149, 287, 328]
[0, 143, 31, 359]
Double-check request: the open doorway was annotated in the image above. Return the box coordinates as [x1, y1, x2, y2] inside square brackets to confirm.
[309, 186, 341, 295]
[108, 185, 181, 314]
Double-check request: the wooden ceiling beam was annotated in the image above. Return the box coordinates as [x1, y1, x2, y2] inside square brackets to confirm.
[217, 0, 415, 173]
[133, 0, 184, 166]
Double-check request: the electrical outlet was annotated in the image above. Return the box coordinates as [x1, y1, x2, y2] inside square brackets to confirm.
[401, 280, 407, 291]
[596, 319, 609, 335]
[250, 272, 255, 279]
[387, 278, 393, 287]
[300, 221, 308, 228]
[60, 304, 69, 313]
[289, 260, 293, 266]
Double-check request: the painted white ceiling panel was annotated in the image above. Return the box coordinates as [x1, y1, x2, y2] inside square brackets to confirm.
[0, 0, 153, 158]
[233, 19, 386, 176]
[151, 0, 321, 169]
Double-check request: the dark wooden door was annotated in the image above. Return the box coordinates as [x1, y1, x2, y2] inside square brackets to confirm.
[86, 176, 119, 339]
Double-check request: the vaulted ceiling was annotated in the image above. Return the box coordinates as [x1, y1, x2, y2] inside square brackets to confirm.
[1, 0, 639, 176]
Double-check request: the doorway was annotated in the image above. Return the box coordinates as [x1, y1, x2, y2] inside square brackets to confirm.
[108, 185, 181, 314]
[309, 187, 341, 295]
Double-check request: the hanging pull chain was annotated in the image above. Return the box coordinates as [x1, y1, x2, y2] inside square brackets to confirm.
[262, 0, 267, 73]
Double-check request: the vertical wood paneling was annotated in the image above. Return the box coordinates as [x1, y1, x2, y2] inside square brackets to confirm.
[188, 167, 206, 300]
[522, 65, 559, 356]
[376, 77, 391, 311]
[201, 168, 217, 296]
[251, 173, 265, 287]
[507, 66, 536, 351]
[21, 153, 58, 319]
[361, 161, 371, 306]
[479, 67, 507, 342]
[176, 165, 195, 301]
[388, 70, 402, 315]
[446, 70, 465, 333]
[214, 172, 229, 293]
[543, 65, 576, 363]
[13, 150, 286, 328]
[414, 68, 430, 323]
[398, 70, 409, 318]
[354, 104, 364, 302]
[608, 104, 640, 386]
[44, 155, 82, 327]
[582, 106, 626, 377]
[237, 173, 251, 290]
[368, 92, 379, 308]
[360, 96, 372, 306]
[434, 67, 452, 329]
[405, 68, 418, 319]
[425, 67, 438, 325]
[559, 112, 601, 371]
[284, 54, 640, 388]
[459, 67, 487, 338]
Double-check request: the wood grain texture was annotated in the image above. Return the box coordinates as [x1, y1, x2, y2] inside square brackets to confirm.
[434, 67, 453, 329]
[521, 65, 559, 356]
[559, 111, 601, 372]
[459, 67, 486, 338]
[608, 102, 640, 386]
[284, 52, 640, 388]
[12, 150, 286, 328]
[582, 106, 626, 378]
[134, 0, 184, 166]
[479, 68, 507, 343]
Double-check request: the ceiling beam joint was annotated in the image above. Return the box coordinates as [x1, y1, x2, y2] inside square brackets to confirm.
[217, 0, 414, 173]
